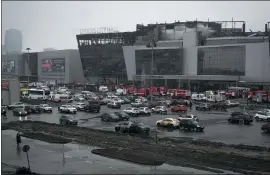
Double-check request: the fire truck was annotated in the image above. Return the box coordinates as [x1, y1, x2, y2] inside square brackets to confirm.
[248, 90, 270, 103]
[167, 89, 191, 99]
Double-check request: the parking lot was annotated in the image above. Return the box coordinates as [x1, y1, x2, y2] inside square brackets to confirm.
[3, 102, 270, 147]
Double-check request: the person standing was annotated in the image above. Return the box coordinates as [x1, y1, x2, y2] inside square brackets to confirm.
[16, 132, 22, 146]
[189, 101, 193, 111]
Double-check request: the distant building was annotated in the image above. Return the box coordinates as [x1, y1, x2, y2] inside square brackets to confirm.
[5, 29, 22, 54]
[43, 48, 57, 52]
[1, 45, 6, 55]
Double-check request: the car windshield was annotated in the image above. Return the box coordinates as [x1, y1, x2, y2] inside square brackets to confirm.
[110, 114, 118, 118]
[42, 104, 49, 107]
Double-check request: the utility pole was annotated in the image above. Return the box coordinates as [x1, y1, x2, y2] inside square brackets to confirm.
[146, 34, 157, 102]
[26, 48, 31, 87]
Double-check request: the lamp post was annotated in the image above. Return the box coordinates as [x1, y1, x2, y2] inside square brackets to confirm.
[26, 48, 31, 86]
[146, 34, 157, 102]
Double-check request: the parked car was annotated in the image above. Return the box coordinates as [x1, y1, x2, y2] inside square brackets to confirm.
[179, 119, 204, 132]
[123, 107, 140, 117]
[178, 114, 199, 122]
[84, 100, 101, 113]
[157, 101, 170, 107]
[228, 114, 253, 125]
[121, 97, 131, 104]
[59, 115, 78, 125]
[8, 102, 25, 110]
[151, 106, 168, 114]
[100, 113, 124, 122]
[171, 105, 188, 113]
[39, 104, 53, 113]
[113, 98, 125, 104]
[128, 121, 150, 134]
[261, 123, 270, 133]
[74, 95, 85, 101]
[74, 103, 87, 111]
[131, 102, 143, 108]
[24, 105, 42, 114]
[107, 101, 121, 109]
[225, 100, 240, 107]
[255, 112, 270, 121]
[195, 103, 211, 111]
[156, 118, 179, 128]
[138, 107, 151, 115]
[58, 105, 77, 114]
[114, 112, 130, 121]
[13, 108, 28, 116]
[115, 121, 133, 133]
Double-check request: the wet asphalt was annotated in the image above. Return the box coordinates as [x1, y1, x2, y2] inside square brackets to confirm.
[2, 102, 270, 147]
[3, 130, 238, 174]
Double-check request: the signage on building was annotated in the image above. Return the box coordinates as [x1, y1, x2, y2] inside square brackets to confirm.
[1, 81, 9, 89]
[80, 27, 119, 34]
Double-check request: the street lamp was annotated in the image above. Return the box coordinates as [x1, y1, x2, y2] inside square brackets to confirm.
[146, 35, 157, 102]
[26, 48, 31, 86]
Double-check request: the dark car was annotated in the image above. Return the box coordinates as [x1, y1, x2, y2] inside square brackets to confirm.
[179, 119, 204, 132]
[100, 113, 122, 122]
[121, 97, 131, 104]
[59, 115, 78, 125]
[107, 101, 121, 109]
[210, 103, 227, 111]
[195, 103, 211, 111]
[2, 106, 7, 116]
[228, 114, 253, 125]
[128, 122, 150, 134]
[115, 121, 133, 133]
[13, 108, 28, 116]
[141, 101, 159, 108]
[84, 100, 101, 113]
[24, 105, 42, 114]
[261, 122, 270, 133]
[114, 112, 130, 121]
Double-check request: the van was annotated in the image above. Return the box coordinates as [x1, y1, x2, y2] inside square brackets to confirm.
[53, 94, 73, 103]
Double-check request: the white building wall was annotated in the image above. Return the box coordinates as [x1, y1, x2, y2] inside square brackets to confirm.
[38, 50, 71, 83]
[183, 32, 198, 75]
[244, 42, 270, 82]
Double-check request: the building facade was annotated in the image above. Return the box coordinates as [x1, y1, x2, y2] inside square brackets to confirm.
[4, 29, 23, 54]
[75, 21, 269, 88]
[1, 49, 84, 84]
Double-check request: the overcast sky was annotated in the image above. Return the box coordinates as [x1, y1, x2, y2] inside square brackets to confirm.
[2, 1, 270, 52]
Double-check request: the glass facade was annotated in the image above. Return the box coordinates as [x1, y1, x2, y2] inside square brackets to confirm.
[197, 46, 246, 76]
[80, 44, 127, 79]
[135, 49, 183, 76]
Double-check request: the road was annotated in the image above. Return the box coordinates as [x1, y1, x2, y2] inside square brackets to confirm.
[3, 103, 270, 147]
[2, 130, 233, 174]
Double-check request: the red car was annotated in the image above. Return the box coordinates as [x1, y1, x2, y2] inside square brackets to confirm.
[171, 105, 188, 113]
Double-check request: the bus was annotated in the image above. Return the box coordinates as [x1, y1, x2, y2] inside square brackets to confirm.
[28, 88, 50, 100]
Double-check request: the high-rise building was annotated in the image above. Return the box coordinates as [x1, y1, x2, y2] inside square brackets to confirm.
[5, 29, 22, 54]
[1, 45, 6, 55]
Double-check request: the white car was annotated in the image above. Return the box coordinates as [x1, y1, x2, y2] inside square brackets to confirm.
[123, 107, 140, 117]
[151, 106, 168, 114]
[178, 114, 199, 121]
[39, 104, 52, 113]
[7, 102, 25, 110]
[156, 118, 180, 128]
[58, 105, 77, 114]
[226, 100, 240, 107]
[113, 98, 125, 104]
[255, 112, 270, 121]
[131, 102, 143, 107]
[74, 95, 85, 101]
[74, 103, 87, 111]
[139, 107, 151, 115]
[135, 97, 147, 103]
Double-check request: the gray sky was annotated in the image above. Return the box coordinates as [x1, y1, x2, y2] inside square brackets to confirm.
[2, 1, 270, 52]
